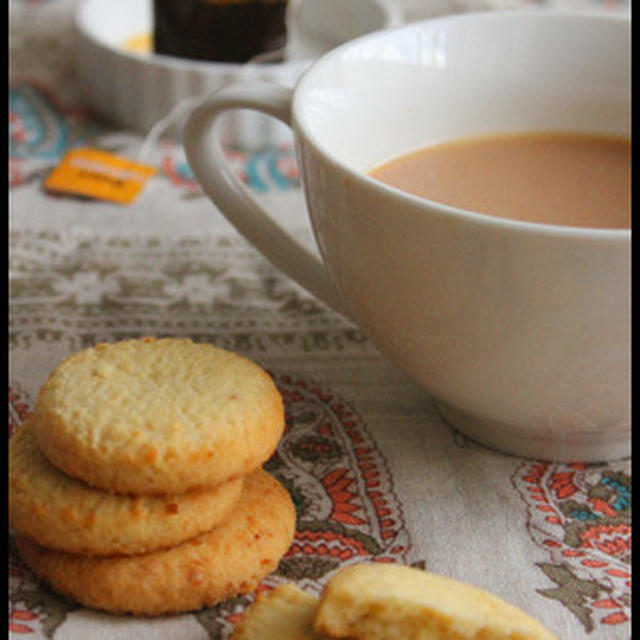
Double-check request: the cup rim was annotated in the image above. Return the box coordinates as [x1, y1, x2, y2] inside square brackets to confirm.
[292, 9, 631, 239]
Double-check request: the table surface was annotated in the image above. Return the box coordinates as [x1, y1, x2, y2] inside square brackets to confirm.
[9, 1, 631, 639]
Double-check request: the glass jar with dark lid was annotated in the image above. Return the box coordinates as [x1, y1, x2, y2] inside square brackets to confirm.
[154, 0, 288, 63]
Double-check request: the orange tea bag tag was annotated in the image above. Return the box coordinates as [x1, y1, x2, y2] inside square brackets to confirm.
[44, 148, 156, 204]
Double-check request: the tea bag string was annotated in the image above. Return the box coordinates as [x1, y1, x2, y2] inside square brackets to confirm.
[135, 40, 291, 167]
[136, 95, 205, 166]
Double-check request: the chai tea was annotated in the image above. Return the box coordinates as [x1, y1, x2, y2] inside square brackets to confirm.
[369, 132, 630, 229]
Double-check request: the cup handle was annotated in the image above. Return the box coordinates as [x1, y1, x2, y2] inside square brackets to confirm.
[183, 82, 346, 316]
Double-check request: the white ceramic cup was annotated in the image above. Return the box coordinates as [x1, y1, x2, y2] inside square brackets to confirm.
[184, 10, 631, 462]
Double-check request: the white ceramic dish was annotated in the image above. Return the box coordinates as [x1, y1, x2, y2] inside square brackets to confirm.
[74, 0, 399, 147]
[74, 0, 307, 145]
[285, 0, 402, 61]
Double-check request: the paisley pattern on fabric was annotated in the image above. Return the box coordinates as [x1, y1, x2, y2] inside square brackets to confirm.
[513, 461, 631, 632]
[159, 141, 299, 196]
[9, 82, 101, 187]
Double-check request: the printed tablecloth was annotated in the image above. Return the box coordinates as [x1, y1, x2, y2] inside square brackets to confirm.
[9, 1, 631, 638]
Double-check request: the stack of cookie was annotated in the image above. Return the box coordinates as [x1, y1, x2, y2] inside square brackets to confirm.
[9, 337, 296, 615]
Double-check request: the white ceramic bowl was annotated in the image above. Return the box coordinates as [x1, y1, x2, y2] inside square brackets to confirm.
[285, 0, 402, 61]
[74, 0, 399, 146]
[74, 0, 307, 145]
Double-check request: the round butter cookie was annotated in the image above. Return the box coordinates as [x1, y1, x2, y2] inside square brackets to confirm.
[9, 417, 243, 555]
[314, 563, 558, 640]
[231, 584, 324, 640]
[15, 469, 296, 616]
[34, 337, 284, 494]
